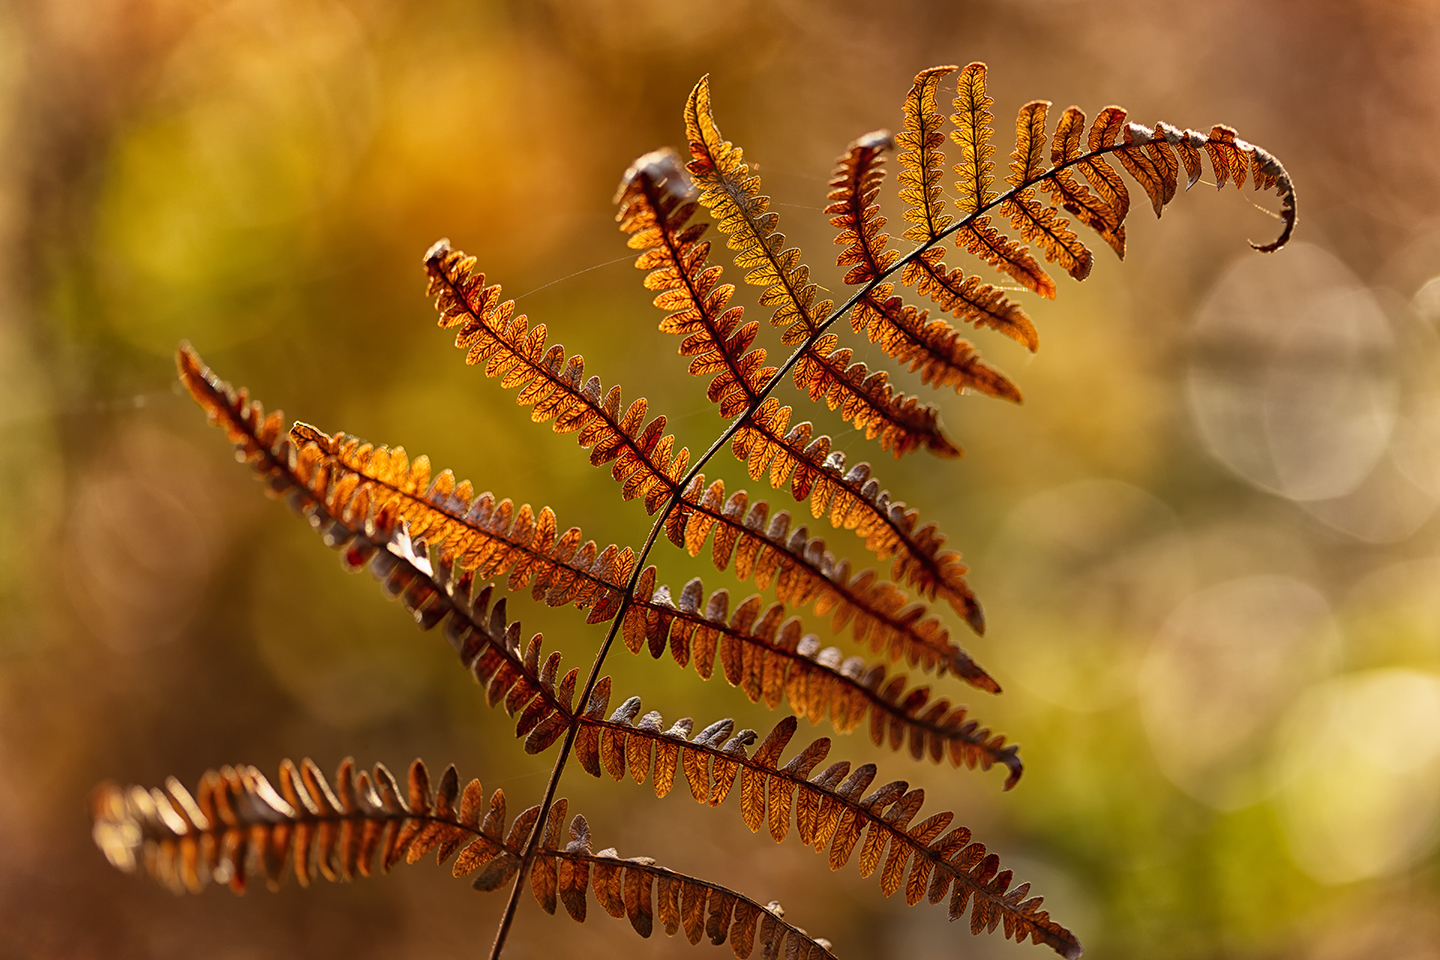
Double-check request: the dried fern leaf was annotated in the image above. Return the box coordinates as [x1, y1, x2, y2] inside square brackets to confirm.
[830, 129, 1021, 401]
[569, 711, 1072, 957]
[1042, 106, 1126, 258]
[289, 425, 636, 622]
[897, 65, 956, 243]
[618, 145, 956, 462]
[613, 149, 772, 418]
[897, 71, 1039, 349]
[618, 149, 987, 603]
[424, 239, 690, 515]
[93, 761, 837, 959]
[293, 407, 984, 679]
[664, 469, 989, 678]
[677, 80, 960, 461]
[899, 249, 1040, 350]
[684, 76, 829, 345]
[849, 290, 1022, 401]
[997, 99, 1095, 283]
[620, 570, 1008, 753]
[177, 345, 1004, 783]
[951, 63, 997, 217]
[724, 402, 984, 634]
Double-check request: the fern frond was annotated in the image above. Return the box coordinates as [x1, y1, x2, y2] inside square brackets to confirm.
[951, 63, 997, 217]
[897, 65, 956, 243]
[287, 425, 635, 623]
[181, 336, 981, 688]
[569, 712, 1069, 956]
[684, 76, 829, 345]
[617, 150, 987, 622]
[899, 248, 1040, 350]
[832, 130, 1020, 401]
[1042, 106, 1126, 258]
[614, 150, 773, 419]
[723, 402, 985, 635]
[178, 345, 1004, 788]
[848, 291, 1022, 401]
[423, 240, 691, 515]
[618, 170, 980, 561]
[676, 81, 960, 461]
[619, 140, 957, 462]
[621, 570, 1007, 752]
[665, 470, 990, 681]
[92, 760, 837, 958]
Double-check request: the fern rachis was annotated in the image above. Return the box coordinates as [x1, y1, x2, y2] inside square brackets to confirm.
[93, 63, 1294, 960]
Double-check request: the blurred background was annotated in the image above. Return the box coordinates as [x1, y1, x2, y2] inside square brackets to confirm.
[2, 0, 1439, 957]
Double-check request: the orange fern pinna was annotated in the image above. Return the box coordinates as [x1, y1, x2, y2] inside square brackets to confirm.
[93, 64, 1294, 959]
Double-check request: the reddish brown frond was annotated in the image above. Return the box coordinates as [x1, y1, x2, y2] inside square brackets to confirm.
[680, 84, 953, 463]
[1108, 117, 1177, 217]
[828, 129, 1019, 405]
[684, 75, 829, 344]
[792, 335, 959, 459]
[900, 249, 1039, 350]
[951, 63, 997, 216]
[1082, 110, 1297, 252]
[992, 100, 1095, 282]
[952, 216, 1054, 299]
[663, 470, 988, 674]
[287, 424, 634, 622]
[897, 65, 957, 242]
[1007, 100, 1051, 189]
[997, 191, 1094, 282]
[902, 68, 1044, 345]
[573, 713, 1070, 957]
[615, 150, 772, 419]
[93, 763, 836, 958]
[619, 572, 1009, 760]
[849, 290, 1022, 402]
[827, 130, 900, 286]
[724, 399, 985, 636]
[423, 239, 689, 515]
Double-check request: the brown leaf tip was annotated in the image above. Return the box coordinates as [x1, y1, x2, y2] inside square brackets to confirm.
[615, 147, 695, 205]
[855, 129, 895, 153]
[423, 237, 452, 267]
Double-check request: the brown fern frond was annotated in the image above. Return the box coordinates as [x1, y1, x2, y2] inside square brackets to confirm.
[665, 469, 990, 681]
[1040, 105, 1294, 254]
[569, 712, 1069, 956]
[630, 92, 956, 462]
[725, 400, 983, 633]
[995, 99, 1095, 282]
[833, 127, 1020, 401]
[93, 761, 837, 958]
[619, 151, 985, 610]
[951, 62, 997, 217]
[893, 65, 1041, 350]
[423, 239, 690, 514]
[897, 65, 957, 243]
[177, 345, 590, 752]
[620, 570, 1007, 750]
[848, 292, 1022, 401]
[617, 151, 954, 460]
[899, 248, 1039, 350]
[1042, 106, 1126, 258]
[614, 150, 773, 418]
[286, 425, 635, 624]
[790, 333, 959, 459]
[951, 215, 1055, 299]
[179, 344, 1002, 774]
[684, 75, 829, 345]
